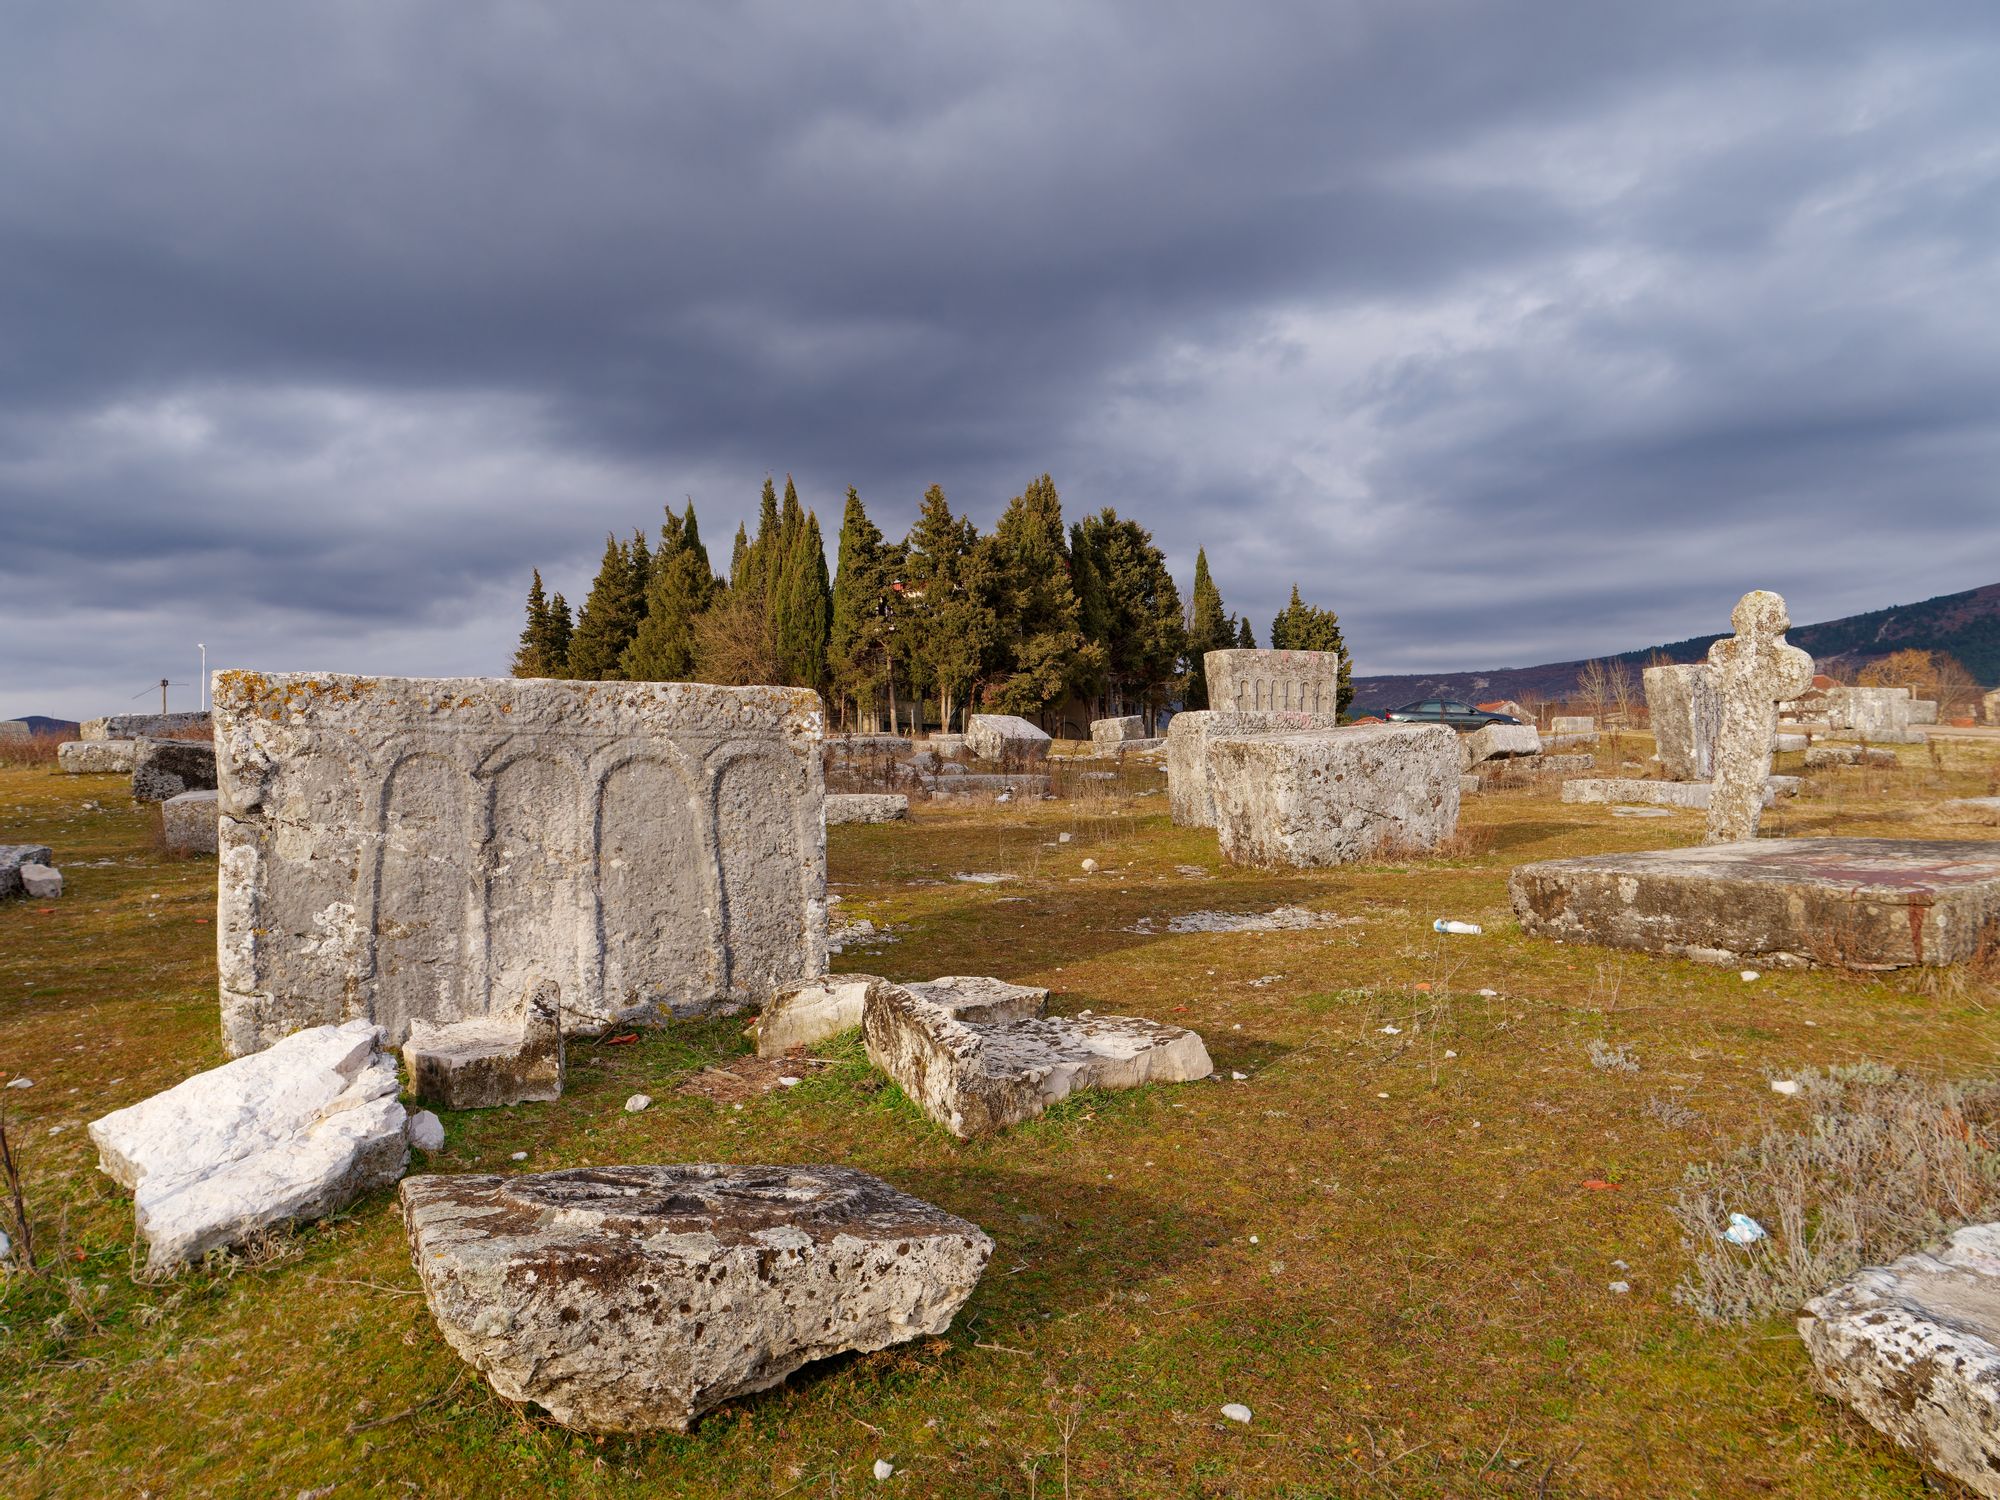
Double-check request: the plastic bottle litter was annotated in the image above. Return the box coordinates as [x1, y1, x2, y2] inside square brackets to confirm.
[1433, 919, 1482, 936]
[1723, 1213, 1768, 1246]
[1220, 1403, 1253, 1424]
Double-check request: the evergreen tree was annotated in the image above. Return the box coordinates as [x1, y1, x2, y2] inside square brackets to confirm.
[546, 592, 574, 671]
[1236, 616, 1256, 649]
[1068, 520, 1112, 715]
[730, 523, 749, 585]
[702, 480, 782, 683]
[979, 474, 1103, 719]
[566, 534, 649, 680]
[512, 569, 563, 677]
[622, 501, 718, 682]
[1078, 509, 1185, 724]
[902, 484, 994, 732]
[772, 509, 832, 693]
[830, 488, 895, 729]
[1268, 584, 1354, 713]
[1181, 547, 1234, 710]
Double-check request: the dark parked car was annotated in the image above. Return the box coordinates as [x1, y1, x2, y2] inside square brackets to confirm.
[1384, 699, 1522, 730]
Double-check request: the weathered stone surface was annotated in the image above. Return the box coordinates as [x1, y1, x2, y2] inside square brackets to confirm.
[1910, 698, 1939, 725]
[1551, 716, 1596, 738]
[88, 1019, 409, 1268]
[1799, 1223, 2000, 1497]
[904, 975, 1049, 1023]
[1090, 715, 1146, 746]
[19, 863, 62, 898]
[132, 739, 218, 802]
[57, 739, 138, 774]
[823, 735, 925, 791]
[1563, 778, 1713, 809]
[162, 789, 220, 854]
[1, 845, 52, 899]
[927, 733, 968, 759]
[1205, 649, 1343, 714]
[80, 710, 210, 741]
[403, 984, 564, 1109]
[1986, 688, 2000, 727]
[1207, 724, 1461, 869]
[1806, 744, 1898, 769]
[826, 793, 909, 824]
[1460, 773, 1483, 796]
[1165, 710, 1344, 828]
[1826, 685, 1925, 743]
[0, 720, 29, 738]
[1768, 774, 1801, 797]
[1643, 663, 1720, 781]
[1510, 838, 2000, 968]
[213, 673, 825, 1056]
[1462, 722, 1542, 766]
[863, 983, 1210, 1137]
[965, 714, 1051, 764]
[1538, 753, 1595, 774]
[1705, 591, 1815, 843]
[400, 1164, 992, 1432]
[1775, 731, 1809, 752]
[752, 975, 889, 1055]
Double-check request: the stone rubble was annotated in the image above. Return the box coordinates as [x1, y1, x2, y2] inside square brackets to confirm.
[402, 983, 565, 1109]
[400, 1164, 992, 1432]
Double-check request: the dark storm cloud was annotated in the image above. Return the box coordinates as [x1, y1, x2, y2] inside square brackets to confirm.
[4, 2, 2000, 716]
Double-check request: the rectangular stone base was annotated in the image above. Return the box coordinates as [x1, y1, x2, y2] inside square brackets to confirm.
[1510, 838, 2000, 969]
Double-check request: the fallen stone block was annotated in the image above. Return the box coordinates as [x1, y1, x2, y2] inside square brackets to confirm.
[863, 983, 1210, 1138]
[163, 789, 219, 855]
[402, 985, 565, 1109]
[401, 1164, 992, 1432]
[1207, 724, 1461, 868]
[965, 714, 1051, 764]
[132, 739, 218, 803]
[752, 973, 1047, 1057]
[1768, 774, 1801, 797]
[1165, 710, 1346, 828]
[19, 863, 61, 899]
[81, 710, 210, 741]
[1805, 744, 1898, 769]
[1775, 732, 1809, 752]
[927, 733, 968, 759]
[1564, 778, 1720, 810]
[903, 975, 1049, 1023]
[56, 739, 138, 774]
[1510, 837, 2000, 969]
[1205, 648, 1343, 714]
[1462, 722, 1542, 766]
[1799, 1223, 2000, 1497]
[1, 845, 52, 899]
[826, 793, 909, 825]
[88, 1018, 409, 1269]
[1090, 715, 1146, 746]
[213, 672, 825, 1056]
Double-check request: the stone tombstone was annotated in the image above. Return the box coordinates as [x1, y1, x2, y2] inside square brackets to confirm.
[57, 739, 139, 774]
[212, 672, 826, 1057]
[1089, 715, 1146, 746]
[1704, 591, 1814, 844]
[1204, 649, 1343, 714]
[1166, 709, 1343, 827]
[80, 710, 211, 741]
[1642, 663, 1720, 781]
[0, 720, 28, 739]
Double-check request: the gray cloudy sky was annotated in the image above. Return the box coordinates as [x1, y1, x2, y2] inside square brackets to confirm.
[5, 2, 1999, 719]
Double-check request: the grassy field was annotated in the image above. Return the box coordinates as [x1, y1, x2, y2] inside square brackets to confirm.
[4, 735, 2000, 1498]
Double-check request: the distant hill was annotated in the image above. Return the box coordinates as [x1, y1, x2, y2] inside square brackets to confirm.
[1, 715, 80, 737]
[1350, 581, 2000, 716]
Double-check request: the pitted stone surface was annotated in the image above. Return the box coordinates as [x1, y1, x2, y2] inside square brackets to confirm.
[400, 1164, 992, 1433]
[1165, 710, 1344, 827]
[81, 710, 211, 741]
[163, 790, 220, 854]
[1800, 1223, 2000, 1498]
[1510, 837, 2000, 969]
[88, 1019, 409, 1268]
[752, 973, 1047, 1057]
[1563, 778, 1718, 810]
[827, 793, 909, 824]
[403, 984, 565, 1109]
[1207, 724, 1460, 868]
[925, 772, 1050, 798]
[965, 714, 1051, 764]
[1910, 698, 1940, 725]
[1705, 591, 1815, 843]
[1644, 663, 1720, 781]
[212, 673, 825, 1055]
[57, 739, 138, 774]
[1090, 715, 1146, 746]
[1, 845, 52, 899]
[1826, 685, 1925, 744]
[903, 976, 1049, 1024]
[863, 984, 1210, 1138]
[1462, 723, 1542, 766]
[1205, 649, 1343, 714]
[132, 739, 218, 803]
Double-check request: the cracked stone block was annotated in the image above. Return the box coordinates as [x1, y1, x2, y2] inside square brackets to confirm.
[400, 1164, 992, 1432]
[1166, 711, 1346, 828]
[826, 793, 909, 824]
[57, 739, 138, 774]
[1800, 1223, 2000, 1498]
[1510, 837, 2000, 969]
[1206, 724, 1461, 868]
[402, 984, 565, 1109]
[163, 789, 220, 855]
[862, 983, 1210, 1138]
[88, 1019, 409, 1269]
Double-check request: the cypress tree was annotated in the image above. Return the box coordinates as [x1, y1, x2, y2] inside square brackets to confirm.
[1069, 520, 1112, 715]
[545, 592, 574, 672]
[903, 484, 994, 732]
[622, 502, 717, 682]
[772, 510, 831, 694]
[1182, 547, 1233, 710]
[830, 488, 892, 728]
[1268, 584, 1353, 713]
[512, 570, 555, 677]
[730, 523, 750, 586]
[1236, 616, 1256, 649]
[566, 534, 649, 679]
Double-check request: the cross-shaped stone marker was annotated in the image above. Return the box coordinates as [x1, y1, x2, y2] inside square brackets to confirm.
[1704, 589, 1814, 844]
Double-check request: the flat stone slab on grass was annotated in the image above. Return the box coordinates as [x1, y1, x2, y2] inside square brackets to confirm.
[1806, 744, 1899, 769]
[1, 845, 53, 899]
[754, 974, 1046, 1057]
[88, 1018, 409, 1269]
[402, 985, 564, 1109]
[1207, 723, 1461, 868]
[400, 1164, 992, 1433]
[826, 793, 909, 824]
[1800, 1223, 2000, 1497]
[1510, 837, 2000, 969]
[56, 739, 138, 774]
[863, 984, 1210, 1138]
[163, 789, 219, 855]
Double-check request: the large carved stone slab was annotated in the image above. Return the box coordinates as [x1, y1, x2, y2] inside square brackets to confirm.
[965, 714, 1051, 764]
[163, 790, 219, 855]
[212, 672, 825, 1056]
[1207, 724, 1461, 868]
[1204, 649, 1342, 714]
[81, 710, 211, 741]
[1799, 1223, 2000, 1498]
[1510, 837, 2000, 969]
[1165, 710, 1343, 828]
[1643, 663, 1720, 781]
[1827, 685, 1925, 743]
[862, 983, 1210, 1138]
[1090, 715, 1146, 746]
[1462, 723, 1541, 766]
[400, 1164, 992, 1432]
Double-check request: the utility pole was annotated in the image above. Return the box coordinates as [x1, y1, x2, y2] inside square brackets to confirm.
[198, 644, 207, 711]
[158, 678, 169, 714]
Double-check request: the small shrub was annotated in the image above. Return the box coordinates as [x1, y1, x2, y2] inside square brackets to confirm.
[1587, 1039, 1638, 1074]
[0, 731, 63, 769]
[1670, 1063, 2000, 1322]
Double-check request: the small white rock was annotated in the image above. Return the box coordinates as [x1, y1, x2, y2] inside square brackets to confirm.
[777, 1076, 803, 1088]
[1770, 1080, 1801, 1096]
[873, 1459, 895, 1481]
[1231, 1071, 1248, 1081]
[407, 1109, 446, 1153]
[1477, 988, 1498, 997]
[1220, 1403, 1253, 1424]
[1609, 1280, 1631, 1294]
[1379, 1025, 1401, 1035]
[510, 1151, 528, 1162]
[624, 1094, 652, 1113]
[1058, 832, 1072, 844]
[1081, 858, 1098, 873]
[1443, 1049, 1458, 1059]
[1740, 970, 1760, 982]
[0, 1227, 10, 1260]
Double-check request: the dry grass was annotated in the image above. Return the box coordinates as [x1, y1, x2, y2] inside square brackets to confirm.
[0, 732, 64, 769]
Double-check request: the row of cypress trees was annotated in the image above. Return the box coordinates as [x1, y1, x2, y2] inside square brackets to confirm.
[511, 472, 1351, 728]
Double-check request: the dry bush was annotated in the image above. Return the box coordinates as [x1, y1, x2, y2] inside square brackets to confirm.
[1671, 1063, 2000, 1322]
[0, 732, 64, 768]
